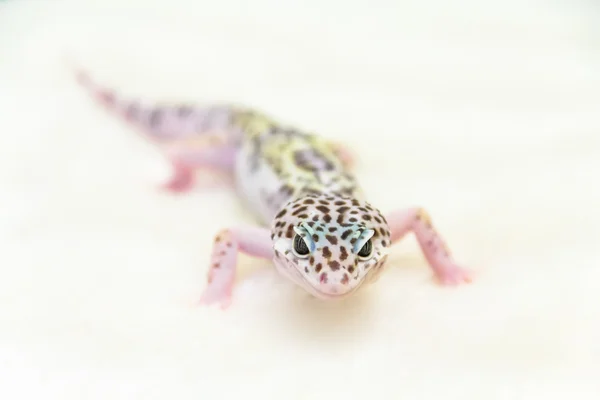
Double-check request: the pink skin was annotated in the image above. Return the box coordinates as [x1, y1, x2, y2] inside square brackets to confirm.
[200, 206, 471, 309]
[330, 141, 356, 168]
[72, 65, 354, 194]
[385, 207, 472, 284]
[164, 142, 343, 193]
[71, 64, 469, 308]
[162, 162, 195, 192]
[73, 66, 238, 193]
[199, 226, 273, 309]
[162, 145, 237, 192]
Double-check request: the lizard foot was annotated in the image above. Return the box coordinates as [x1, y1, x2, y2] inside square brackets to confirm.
[160, 163, 195, 193]
[198, 230, 238, 309]
[435, 263, 473, 285]
[198, 287, 233, 309]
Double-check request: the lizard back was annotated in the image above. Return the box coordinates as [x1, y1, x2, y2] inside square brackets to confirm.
[232, 110, 364, 224]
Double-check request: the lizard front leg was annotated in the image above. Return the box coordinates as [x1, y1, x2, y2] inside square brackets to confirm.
[162, 143, 237, 193]
[199, 226, 273, 308]
[385, 208, 472, 285]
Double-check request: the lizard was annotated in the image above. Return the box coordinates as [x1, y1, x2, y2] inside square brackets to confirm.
[73, 67, 473, 309]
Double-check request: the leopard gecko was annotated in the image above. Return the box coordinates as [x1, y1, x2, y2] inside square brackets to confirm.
[74, 67, 472, 309]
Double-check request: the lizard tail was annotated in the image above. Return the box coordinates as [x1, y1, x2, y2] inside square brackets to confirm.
[66, 57, 240, 143]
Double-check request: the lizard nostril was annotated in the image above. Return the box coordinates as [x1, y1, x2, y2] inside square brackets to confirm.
[340, 273, 349, 285]
[319, 272, 328, 284]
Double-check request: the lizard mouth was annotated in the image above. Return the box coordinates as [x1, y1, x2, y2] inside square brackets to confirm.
[309, 289, 353, 300]
[294, 268, 364, 300]
[273, 258, 364, 300]
[309, 283, 364, 300]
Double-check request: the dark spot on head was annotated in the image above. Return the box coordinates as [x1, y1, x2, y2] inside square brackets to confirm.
[315, 263, 323, 273]
[312, 234, 319, 242]
[309, 256, 315, 265]
[325, 235, 338, 245]
[323, 214, 332, 223]
[304, 267, 309, 273]
[322, 246, 332, 258]
[348, 265, 355, 273]
[334, 200, 346, 206]
[350, 210, 358, 215]
[341, 230, 352, 240]
[337, 206, 349, 214]
[349, 217, 358, 222]
[328, 227, 337, 232]
[275, 209, 287, 218]
[298, 214, 309, 219]
[362, 215, 372, 221]
[304, 198, 315, 204]
[340, 246, 349, 261]
[316, 205, 330, 214]
[312, 215, 319, 222]
[328, 260, 341, 271]
[292, 206, 308, 216]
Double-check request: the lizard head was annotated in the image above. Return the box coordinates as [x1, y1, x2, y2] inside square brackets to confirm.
[270, 194, 391, 299]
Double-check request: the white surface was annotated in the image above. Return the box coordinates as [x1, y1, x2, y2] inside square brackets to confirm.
[1, 0, 599, 398]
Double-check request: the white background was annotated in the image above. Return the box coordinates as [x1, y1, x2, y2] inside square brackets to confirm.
[1, 0, 599, 398]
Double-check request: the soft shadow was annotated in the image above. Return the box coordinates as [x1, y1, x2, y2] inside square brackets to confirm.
[261, 283, 384, 350]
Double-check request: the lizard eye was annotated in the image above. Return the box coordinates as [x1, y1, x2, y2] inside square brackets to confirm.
[357, 239, 373, 259]
[293, 234, 310, 257]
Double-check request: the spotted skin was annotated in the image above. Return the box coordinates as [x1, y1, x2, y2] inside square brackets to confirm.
[74, 66, 472, 309]
[270, 194, 391, 299]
